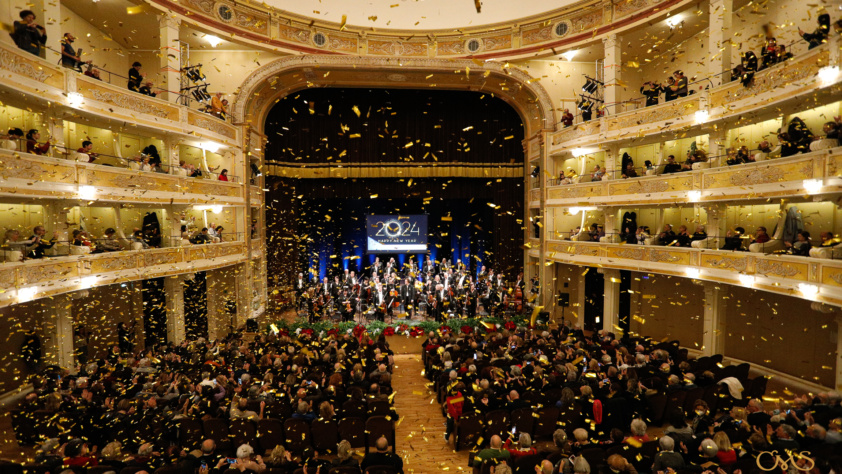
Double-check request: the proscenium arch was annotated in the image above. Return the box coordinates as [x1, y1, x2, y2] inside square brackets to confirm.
[231, 55, 557, 140]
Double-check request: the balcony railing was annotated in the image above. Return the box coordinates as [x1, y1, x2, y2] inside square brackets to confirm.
[543, 146, 841, 206]
[543, 238, 842, 305]
[0, 149, 244, 204]
[0, 241, 247, 309]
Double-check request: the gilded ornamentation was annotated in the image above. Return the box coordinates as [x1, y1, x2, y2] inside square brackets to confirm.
[483, 36, 512, 51]
[529, 189, 540, 202]
[279, 25, 310, 43]
[572, 11, 603, 31]
[705, 257, 747, 272]
[20, 264, 72, 284]
[610, 97, 696, 130]
[574, 245, 599, 256]
[615, 0, 651, 17]
[649, 250, 681, 263]
[436, 42, 464, 55]
[0, 269, 15, 287]
[633, 180, 670, 194]
[729, 167, 785, 186]
[185, 0, 213, 13]
[756, 259, 799, 277]
[828, 273, 842, 285]
[724, 57, 823, 102]
[328, 37, 357, 52]
[555, 121, 601, 144]
[0, 159, 49, 180]
[236, 13, 267, 34]
[145, 251, 176, 267]
[522, 26, 552, 45]
[87, 88, 169, 118]
[96, 257, 136, 271]
[615, 248, 645, 260]
[192, 115, 237, 139]
[0, 48, 56, 83]
[549, 185, 592, 199]
[368, 41, 428, 56]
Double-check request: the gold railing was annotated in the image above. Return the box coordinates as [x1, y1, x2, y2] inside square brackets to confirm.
[0, 149, 244, 204]
[545, 147, 841, 205]
[0, 242, 247, 309]
[544, 239, 842, 305]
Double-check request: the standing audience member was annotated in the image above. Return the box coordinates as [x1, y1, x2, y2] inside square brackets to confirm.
[128, 62, 146, 93]
[800, 13, 831, 49]
[28, 225, 58, 259]
[61, 33, 90, 71]
[641, 81, 662, 107]
[77, 140, 98, 163]
[218, 169, 229, 181]
[12, 10, 46, 56]
[561, 109, 574, 127]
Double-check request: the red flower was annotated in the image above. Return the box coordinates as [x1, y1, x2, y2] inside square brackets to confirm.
[397, 324, 409, 333]
[503, 321, 516, 331]
[327, 328, 339, 337]
[352, 324, 366, 342]
[409, 327, 424, 337]
[484, 325, 495, 333]
[384, 327, 395, 336]
[439, 325, 451, 335]
[277, 329, 290, 337]
[461, 325, 473, 335]
[301, 328, 315, 337]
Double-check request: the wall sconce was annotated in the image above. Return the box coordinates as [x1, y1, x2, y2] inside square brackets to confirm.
[738, 274, 755, 286]
[78, 185, 97, 200]
[694, 110, 710, 124]
[18, 287, 38, 303]
[684, 268, 700, 278]
[798, 283, 819, 297]
[818, 66, 840, 87]
[67, 92, 84, 108]
[803, 179, 823, 194]
[687, 190, 702, 202]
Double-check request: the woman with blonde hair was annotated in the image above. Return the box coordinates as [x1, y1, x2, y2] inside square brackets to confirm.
[331, 439, 359, 468]
[264, 445, 298, 472]
[713, 431, 737, 466]
[318, 401, 335, 421]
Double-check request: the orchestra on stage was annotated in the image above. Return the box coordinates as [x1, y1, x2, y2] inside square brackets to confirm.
[291, 256, 539, 323]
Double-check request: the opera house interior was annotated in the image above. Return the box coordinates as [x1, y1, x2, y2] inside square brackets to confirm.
[0, 0, 841, 473]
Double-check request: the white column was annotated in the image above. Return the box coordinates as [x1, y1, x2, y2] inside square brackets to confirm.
[41, 294, 74, 370]
[708, 0, 733, 87]
[602, 268, 621, 334]
[602, 34, 621, 113]
[709, 129, 728, 167]
[702, 282, 726, 356]
[704, 204, 725, 246]
[158, 15, 182, 103]
[604, 209, 619, 243]
[605, 145, 619, 180]
[46, 115, 64, 159]
[165, 275, 185, 344]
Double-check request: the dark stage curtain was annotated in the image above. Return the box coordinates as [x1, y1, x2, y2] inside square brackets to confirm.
[266, 177, 524, 289]
[264, 88, 525, 165]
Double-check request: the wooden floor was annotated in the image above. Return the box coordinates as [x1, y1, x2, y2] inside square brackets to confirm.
[391, 353, 467, 473]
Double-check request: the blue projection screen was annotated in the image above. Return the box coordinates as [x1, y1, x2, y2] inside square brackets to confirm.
[366, 215, 428, 253]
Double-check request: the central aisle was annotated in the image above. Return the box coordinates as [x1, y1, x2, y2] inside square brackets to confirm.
[391, 354, 466, 472]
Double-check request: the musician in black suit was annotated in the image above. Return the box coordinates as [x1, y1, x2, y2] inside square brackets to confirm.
[478, 265, 488, 282]
[423, 256, 435, 275]
[434, 283, 450, 322]
[331, 276, 343, 298]
[373, 283, 387, 322]
[465, 283, 478, 319]
[399, 277, 416, 319]
[295, 273, 308, 310]
[371, 257, 382, 279]
[339, 288, 356, 322]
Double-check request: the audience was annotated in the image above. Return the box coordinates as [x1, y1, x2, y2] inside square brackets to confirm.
[25, 129, 50, 156]
[361, 436, 403, 473]
[561, 109, 574, 128]
[1, 128, 24, 151]
[11, 10, 46, 56]
[800, 13, 831, 49]
[76, 140, 98, 163]
[662, 155, 681, 174]
[60, 33, 90, 71]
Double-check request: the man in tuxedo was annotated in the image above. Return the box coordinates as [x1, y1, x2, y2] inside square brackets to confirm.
[478, 265, 488, 282]
[371, 257, 382, 279]
[423, 256, 435, 275]
[295, 273, 307, 310]
[495, 273, 505, 290]
[465, 283, 478, 318]
[347, 270, 357, 288]
[399, 277, 416, 319]
[435, 283, 450, 322]
[331, 276, 343, 299]
[343, 269, 351, 286]
[374, 283, 387, 322]
[339, 288, 356, 322]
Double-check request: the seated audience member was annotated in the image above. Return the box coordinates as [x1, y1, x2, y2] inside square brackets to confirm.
[641, 81, 662, 107]
[224, 444, 265, 473]
[681, 148, 707, 170]
[785, 230, 812, 256]
[61, 33, 90, 71]
[800, 13, 831, 49]
[658, 224, 676, 246]
[1, 128, 24, 151]
[362, 436, 403, 473]
[76, 140, 98, 163]
[739, 51, 758, 87]
[25, 129, 50, 155]
[83, 63, 102, 80]
[820, 231, 841, 247]
[3, 229, 38, 257]
[71, 229, 91, 246]
[473, 434, 511, 467]
[713, 432, 737, 466]
[691, 400, 714, 436]
[28, 225, 58, 259]
[752, 226, 770, 244]
[823, 119, 841, 146]
[731, 63, 746, 83]
[663, 154, 682, 173]
[652, 436, 685, 472]
[644, 160, 654, 171]
[673, 225, 692, 247]
[214, 226, 224, 242]
[561, 109, 574, 127]
[11, 10, 47, 56]
[191, 228, 212, 244]
[621, 162, 637, 179]
[753, 141, 774, 160]
[691, 225, 708, 242]
[210, 93, 228, 119]
[721, 227, 746, 251]
[503, 432, 538, 460]
[62, 438, 98, 469]
[218, 169, 229, 181]
[128, 62, 146, 93]
[826, 418, 842, 444]
[265, 446, 298, 472]
[769, 423, 800, 451]
[331, 440, 359, 469]
[596, 225, 605, 240]
[727, 146, 753, 165]
[776, 131, 799, 157]
[94, 228, 123, 253]
[636, 226, 650, 245]
[139, 81, 157, 97]
[627, 418, 651, 444]
[606, 454, 637, 474]
[130, 230, 149, 249]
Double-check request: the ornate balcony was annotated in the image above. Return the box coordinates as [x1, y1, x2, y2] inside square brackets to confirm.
[0, 242, 247, 309]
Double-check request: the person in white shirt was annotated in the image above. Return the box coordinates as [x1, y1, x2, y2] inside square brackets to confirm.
[1, 128, 24, 151]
